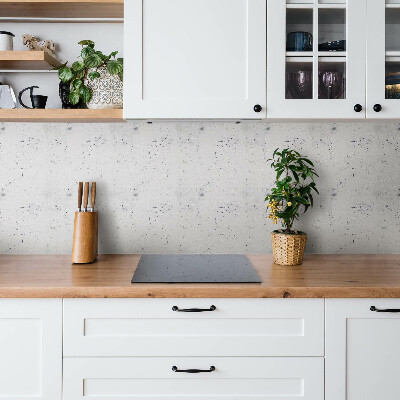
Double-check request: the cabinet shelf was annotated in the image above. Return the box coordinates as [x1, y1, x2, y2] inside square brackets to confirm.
[0, 109, 124, 122]
[0, 51, 62, 70]
[0, 0, 123, 19]
[286, 52, 347, 57]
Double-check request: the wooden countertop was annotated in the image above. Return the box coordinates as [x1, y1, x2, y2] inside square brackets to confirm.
[0, 254, 400, 298]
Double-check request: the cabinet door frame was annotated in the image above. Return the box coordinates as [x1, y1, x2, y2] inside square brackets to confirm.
[123, 0, 266, 119]
[366, 0, 399, 118]
[0, 299, 62, 400]
[267, 0, 366, 119]
[326, 298, 400, 400]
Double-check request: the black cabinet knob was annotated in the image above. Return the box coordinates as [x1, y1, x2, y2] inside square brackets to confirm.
[373, 104, 382, 112]
[254, 104, 262, 113]
[354, 104, 362, 112]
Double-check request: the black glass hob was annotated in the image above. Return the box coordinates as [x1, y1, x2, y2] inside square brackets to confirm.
[131, 254, 261, 284]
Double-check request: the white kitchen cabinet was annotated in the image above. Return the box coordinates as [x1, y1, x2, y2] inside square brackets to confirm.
[267, 0, 366, 119]
[0, 299, 62, 400]
[366, 0, 400, 118]
[63, 357, 324, 400]
[63, 298, 324, 357]
[123, 0, 266, 119]
[326, 299, 400, 400]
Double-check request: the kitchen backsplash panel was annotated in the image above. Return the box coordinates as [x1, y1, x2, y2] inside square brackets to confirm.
[0, 122, 398, 254]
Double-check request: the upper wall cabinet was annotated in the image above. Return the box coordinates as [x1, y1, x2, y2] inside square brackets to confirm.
[367, 0, 400, 118]
[267, 0, 366, 119]
[124, 0, 266, 119]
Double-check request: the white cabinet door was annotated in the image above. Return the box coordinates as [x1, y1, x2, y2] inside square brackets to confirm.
[63, 298, 324, 357]
[366, 0, 400, 118]
[0, 299, 62, 400]
[124, 0, 266, 119]
[267, 0, 366, 119]
[64, 357, 324, 400]
[326, 299, 400, 400]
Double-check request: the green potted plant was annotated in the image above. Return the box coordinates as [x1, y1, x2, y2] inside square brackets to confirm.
[265, 148, 319, 266]
[56, 40, 123, 109]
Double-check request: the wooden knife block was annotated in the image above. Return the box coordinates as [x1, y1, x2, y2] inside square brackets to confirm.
[72, 211, 98, 264]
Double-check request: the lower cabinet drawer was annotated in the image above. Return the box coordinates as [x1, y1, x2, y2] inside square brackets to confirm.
[63, 298, 324, 356]
[63, 357, 324, 400]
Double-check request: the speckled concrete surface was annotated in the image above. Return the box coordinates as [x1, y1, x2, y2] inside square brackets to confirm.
[0, 122, 399, 254]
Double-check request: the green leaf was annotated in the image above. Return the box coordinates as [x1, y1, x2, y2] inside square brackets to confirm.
[73, 69, 85, 80]
[72, 61, 84, 71]
[292, 170, 299, 182]
[294, 196, 309, 205]
[58, 66, 73, 83]
[78, 85, 91, 103]
[68, 91, 80, 105]
[276, 169, 284, 180]
[70, 79, 83, 90]
[81, 46, 95, 59]
[78, 40, 95, 46]
[106, 60, 123, 74]
[88, 71, 100, 80]
[84, 53, 103, 68]
[109, 51, 118, 59]
[118, 71, 123, 81]
[95, 51, 109, 60]
[301, 158, 314, 166]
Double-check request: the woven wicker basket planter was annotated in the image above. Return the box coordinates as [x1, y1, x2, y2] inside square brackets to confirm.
[271, 231, 307, 266]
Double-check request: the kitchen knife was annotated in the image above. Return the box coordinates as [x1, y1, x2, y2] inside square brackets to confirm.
[89, 182, 96, 212]
[77, 181, 83, 212]
[83, 182, 89, 212]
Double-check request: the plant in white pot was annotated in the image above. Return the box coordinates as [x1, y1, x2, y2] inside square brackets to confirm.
[56, 40, 123, 109]
[265, 148, 319, 266]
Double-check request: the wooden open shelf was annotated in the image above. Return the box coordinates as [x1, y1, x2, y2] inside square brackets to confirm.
[0, 0, 123, 19]
[0, 109, 124, 123]
[0, 51, 62, 70]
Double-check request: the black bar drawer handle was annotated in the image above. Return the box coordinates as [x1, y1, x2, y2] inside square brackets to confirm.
[370, 306, 400, 313]
[172, 305, 216, 312]
[172, 366, 216, 373]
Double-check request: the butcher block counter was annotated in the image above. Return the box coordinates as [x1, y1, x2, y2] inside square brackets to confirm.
[0, 254, 400, 298]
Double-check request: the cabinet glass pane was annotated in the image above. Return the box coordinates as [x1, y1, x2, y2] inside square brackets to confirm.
[318, 8, 346, 51]
[319, 60, 346, 99]
[386, 5, 400, 99]
[386, 7, 400, 51]
[286, 8, 313, 52]
[286, 61, 313, 99]
[386, 61, 400, 99]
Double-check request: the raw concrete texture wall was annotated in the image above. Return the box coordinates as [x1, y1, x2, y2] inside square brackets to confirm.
[0, 121, 399, 254]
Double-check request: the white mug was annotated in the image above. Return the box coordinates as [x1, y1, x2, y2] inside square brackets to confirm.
[0, 31, 14, 51]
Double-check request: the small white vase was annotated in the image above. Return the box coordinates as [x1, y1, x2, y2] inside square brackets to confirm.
[84, 66, 123, 109]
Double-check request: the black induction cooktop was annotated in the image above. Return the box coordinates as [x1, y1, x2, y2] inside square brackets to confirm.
[131, 254, 261, 283]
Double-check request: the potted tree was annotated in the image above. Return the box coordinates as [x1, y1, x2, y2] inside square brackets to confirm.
[265, 148, 319, 266]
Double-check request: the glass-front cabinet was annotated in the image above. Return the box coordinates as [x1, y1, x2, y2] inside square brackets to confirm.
[267, 0, 366, 118]
[367, 0, 400, 118]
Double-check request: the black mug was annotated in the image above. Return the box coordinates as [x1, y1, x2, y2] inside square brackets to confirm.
[18, 86, 47, 109]
[287, 31, 313, 52]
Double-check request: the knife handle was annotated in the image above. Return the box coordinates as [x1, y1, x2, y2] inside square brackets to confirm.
[91, 182, 96, 210]
[78, 182, 83, 210]
[83, 182, 89, 210]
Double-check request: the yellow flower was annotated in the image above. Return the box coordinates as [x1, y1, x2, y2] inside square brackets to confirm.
[287, 202, 292, 206]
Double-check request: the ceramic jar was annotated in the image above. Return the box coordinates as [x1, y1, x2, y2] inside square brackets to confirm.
[0, 31, 14, 51]
[84, 66, 123, 109]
